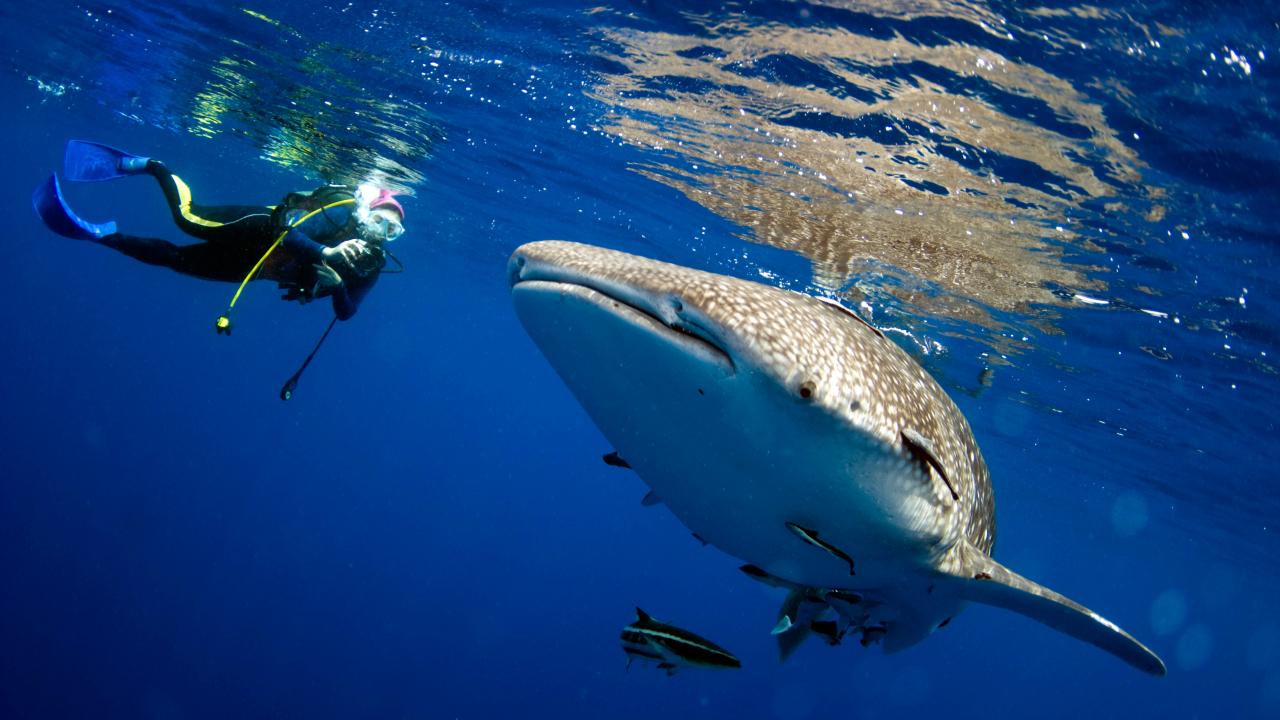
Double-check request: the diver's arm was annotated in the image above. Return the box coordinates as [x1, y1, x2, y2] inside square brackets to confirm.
[283, 227, 327, 262]
[286, 228, 376, 319]
[329, 271, 380, 320]
[290, 231, 369, 270]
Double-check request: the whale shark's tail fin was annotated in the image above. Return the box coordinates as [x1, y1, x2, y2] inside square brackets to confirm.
[950, 541, 1166, 676]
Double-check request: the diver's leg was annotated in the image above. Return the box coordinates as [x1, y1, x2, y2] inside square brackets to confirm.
[144, 161, 275, 242]
[98, 233, 262, 283]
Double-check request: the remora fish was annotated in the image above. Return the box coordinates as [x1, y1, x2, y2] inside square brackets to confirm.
[621, 608, 742, 675]
[509, 240, 1165, 676]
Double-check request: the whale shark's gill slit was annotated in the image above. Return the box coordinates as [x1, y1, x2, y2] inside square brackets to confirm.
[901, 428, 960, 501]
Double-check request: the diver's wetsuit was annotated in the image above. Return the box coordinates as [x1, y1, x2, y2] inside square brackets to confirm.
[99, 161, 379, 320]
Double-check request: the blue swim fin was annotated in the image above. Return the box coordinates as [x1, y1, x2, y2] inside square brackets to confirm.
[63, 139, 150, 182]
[32, 174, 118, 240]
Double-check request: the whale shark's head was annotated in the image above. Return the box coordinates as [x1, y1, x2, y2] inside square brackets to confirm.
[509, 240, 993, 557]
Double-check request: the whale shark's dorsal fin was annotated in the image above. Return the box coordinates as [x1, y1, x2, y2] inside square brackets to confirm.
[950, 541, 1167, 676]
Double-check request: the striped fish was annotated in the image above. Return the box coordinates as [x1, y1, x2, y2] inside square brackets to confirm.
[621, 608, 741, 675]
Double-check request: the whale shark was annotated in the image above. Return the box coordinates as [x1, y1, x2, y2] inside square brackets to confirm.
[508, 240, 1165, 676]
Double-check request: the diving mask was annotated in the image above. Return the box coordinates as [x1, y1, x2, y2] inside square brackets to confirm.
[372, 213, 405, 241]
[357, 209, 405, 243]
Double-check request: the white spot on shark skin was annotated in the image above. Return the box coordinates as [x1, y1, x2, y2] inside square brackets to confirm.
[1110, 490, 1149, 537]
[1175, 623, 1214, 671]
[1150, 589, 1188, 636]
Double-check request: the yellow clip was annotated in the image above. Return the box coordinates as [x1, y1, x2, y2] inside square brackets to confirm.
[216, 315, 232, 335]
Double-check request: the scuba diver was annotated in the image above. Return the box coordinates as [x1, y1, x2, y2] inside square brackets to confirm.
[32, 140, 406, 326]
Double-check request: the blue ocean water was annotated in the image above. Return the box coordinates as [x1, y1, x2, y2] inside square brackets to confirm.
[2, 1, 1277, 717]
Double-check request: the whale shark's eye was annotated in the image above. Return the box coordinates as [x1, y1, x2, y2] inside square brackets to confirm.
[798, 380, 816, 399]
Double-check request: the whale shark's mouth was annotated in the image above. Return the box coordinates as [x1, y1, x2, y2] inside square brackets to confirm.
[510, 256, 735, 374]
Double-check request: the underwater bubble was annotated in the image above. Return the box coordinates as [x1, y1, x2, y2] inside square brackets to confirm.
[1150, 589, 1188, 636]
[1110, 490, 1149, 537]
[1247, 622, 1280, 671]
[1175, 624, 1214, 671]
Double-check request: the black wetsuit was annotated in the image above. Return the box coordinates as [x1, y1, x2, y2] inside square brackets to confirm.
[100, 161, 380, 320]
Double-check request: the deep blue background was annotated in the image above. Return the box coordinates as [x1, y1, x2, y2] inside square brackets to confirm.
[2, 2, 1278, 718]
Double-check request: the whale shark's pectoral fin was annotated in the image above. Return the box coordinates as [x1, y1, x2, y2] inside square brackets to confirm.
[901, 428, 959, 501]
[950, 541, 1167, 676]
